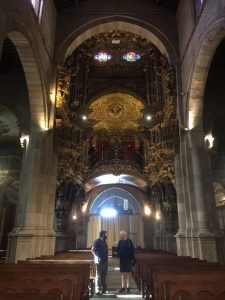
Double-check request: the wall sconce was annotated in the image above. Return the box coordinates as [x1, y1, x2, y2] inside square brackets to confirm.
[144, 205, 151, 216]
[82, 203, 88, 213]
[49, 89, 56, 105]
[40, 120, 49, 132]
[20, 135, 29, 148]
[156, 211, 161, 220]
[72, 214, 77, 220]
[205, 133, 214, 149]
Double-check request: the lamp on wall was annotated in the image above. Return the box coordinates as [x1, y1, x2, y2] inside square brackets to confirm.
[156, 211, 161, 220]
[72, 214, 77, 220]
[20, 135, 29, 148]
[144, 205, 151, 216]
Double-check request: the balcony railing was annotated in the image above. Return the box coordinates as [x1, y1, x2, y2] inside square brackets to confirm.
[88, 148, 144, 169]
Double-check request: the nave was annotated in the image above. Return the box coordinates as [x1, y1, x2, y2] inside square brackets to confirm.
[92, 257, 142, 300]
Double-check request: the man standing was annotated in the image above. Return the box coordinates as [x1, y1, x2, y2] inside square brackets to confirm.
[91, 230, 108, 295]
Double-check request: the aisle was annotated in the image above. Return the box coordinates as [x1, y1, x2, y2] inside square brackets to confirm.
[91, 258, 143, 300]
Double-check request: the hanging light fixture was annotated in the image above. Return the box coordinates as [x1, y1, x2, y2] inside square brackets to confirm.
[73, 64, 97, 129]
[136, 104, 158, 128]
[136, 61, 158, 128]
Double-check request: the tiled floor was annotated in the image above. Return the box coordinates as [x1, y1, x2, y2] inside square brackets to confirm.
[91, 258, 143, 300]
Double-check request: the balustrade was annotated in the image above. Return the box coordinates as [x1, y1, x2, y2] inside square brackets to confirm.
[88, 147, 144, 168]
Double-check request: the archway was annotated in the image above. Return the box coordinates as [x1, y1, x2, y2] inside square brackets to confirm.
[0, 36, 30, 251]
[202, 38, 225, 263]
[0, 29, 54, 261]
[87, 186, 145, 249]
[188, 18, 225, 131]
[182, 17, 225, 262]
[57, 18, 178, 65]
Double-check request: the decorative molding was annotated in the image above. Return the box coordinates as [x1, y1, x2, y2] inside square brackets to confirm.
[86, 159, 147, 181]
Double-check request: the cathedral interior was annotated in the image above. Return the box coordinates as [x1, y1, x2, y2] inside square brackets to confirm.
[0, 0, 225, 267]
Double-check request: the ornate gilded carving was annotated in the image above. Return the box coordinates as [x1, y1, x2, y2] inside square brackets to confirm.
[54, 29, 179, 209]
[89, 93, 144, 134]
[151, 177, 178, 233]
[86, 159, 147, 180]
[55, 180, 85, 232]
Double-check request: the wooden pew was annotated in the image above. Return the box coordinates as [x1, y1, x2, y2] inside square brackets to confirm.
[37, 250, 93, 260]
[157, 273, 225, 300]
[133, 253, 208, 297]
[148, 265, 225, 299]
[133, 252, 225, 300]
[0, 279, 73, 300]
[28, 250, 94, 297]
[19, 259, 95, 297]
[0, 263, 90, 300]
[0, 294, 60, 300]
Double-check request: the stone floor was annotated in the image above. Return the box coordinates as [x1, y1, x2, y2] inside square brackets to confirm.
[91, 257, 143, 300]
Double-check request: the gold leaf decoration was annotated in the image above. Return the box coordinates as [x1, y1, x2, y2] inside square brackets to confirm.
[89, 93, 144, 134]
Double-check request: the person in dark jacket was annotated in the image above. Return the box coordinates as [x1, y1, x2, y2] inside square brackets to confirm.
[117, 230, 135, 293]
[91, 230, 108, 295]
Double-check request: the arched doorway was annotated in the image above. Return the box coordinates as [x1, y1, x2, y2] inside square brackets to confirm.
[87, 186, 144, 249]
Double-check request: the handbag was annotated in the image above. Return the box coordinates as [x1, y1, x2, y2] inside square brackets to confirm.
[131, 257, 136, 266]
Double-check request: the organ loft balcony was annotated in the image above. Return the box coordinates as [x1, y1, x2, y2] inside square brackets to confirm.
[88, 140, 144, 170]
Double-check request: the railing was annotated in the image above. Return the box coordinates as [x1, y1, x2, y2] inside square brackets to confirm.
[88, 148, 144, 169]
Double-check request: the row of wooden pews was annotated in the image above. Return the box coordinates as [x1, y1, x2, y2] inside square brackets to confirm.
[132, 250, 225, 300]
[0, 250, 94, 300]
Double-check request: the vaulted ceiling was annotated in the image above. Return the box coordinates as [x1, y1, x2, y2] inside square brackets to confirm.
[54, 0, 180, 10]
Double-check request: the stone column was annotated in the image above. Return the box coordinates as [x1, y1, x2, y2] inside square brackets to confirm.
[6, 130, 57, 262]
[175, 152, 189, 256]
[186, 129, 218, 261]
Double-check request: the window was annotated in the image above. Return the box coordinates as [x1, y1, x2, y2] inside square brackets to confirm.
[94, 52, 112, 62]
[30, 0, 43, 22]
[122, 52, 140, 62]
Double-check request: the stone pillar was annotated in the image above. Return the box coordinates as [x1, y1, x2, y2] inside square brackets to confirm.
[175, 152, 189, 256]
[187, 129, 218, 261]
[177, 128, 218, 262]
[6, 130, 57, 262]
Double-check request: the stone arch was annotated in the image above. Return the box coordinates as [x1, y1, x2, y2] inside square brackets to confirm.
[57, 17, 178, 65]
[0, 0, 49, 132]
[86, 184, 148, 248]
[89, 187, 141, 215]
[5, 31, 47, 132]
[188, 18, 225, 130]
[85, 184, 150, 215]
